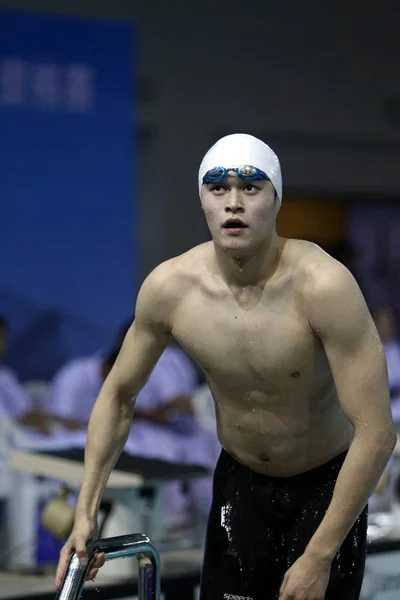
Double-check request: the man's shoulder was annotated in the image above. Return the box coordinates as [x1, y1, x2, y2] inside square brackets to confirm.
[286, 238, 355, 300]
[145, 242, 212, 295]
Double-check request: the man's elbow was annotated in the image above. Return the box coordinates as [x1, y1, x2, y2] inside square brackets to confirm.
[113, 383, 137, 408]
[371, 426, 397, 456]
[101, 377, 136, 410]
[385, 428, 398, 453]
[354, 422, 397, 455]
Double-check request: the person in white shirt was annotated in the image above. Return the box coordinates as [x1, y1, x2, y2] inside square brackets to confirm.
[0, 315, 51, 433]
[47, 322, 219, 521]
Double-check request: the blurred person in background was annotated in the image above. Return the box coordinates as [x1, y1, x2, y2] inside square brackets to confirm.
[47, 320, 191, 436]
[45, 325, 128, 432]
[373, 306, 400, 398]
[0, 315, 52, 434]
[47, 320, 218, 524]
[373, 305, 400, 424]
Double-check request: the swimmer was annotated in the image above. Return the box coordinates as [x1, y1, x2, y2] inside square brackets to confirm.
[55, 134, 396, 599]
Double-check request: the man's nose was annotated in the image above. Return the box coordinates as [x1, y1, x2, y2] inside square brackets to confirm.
[225, 189, 244, 212]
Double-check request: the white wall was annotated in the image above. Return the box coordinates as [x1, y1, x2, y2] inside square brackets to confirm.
[1, 0, 400, 274]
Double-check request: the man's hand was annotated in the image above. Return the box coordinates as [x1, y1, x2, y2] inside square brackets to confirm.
[55, 516, 105, 590]
[18, 411, 52, 435]
[169, 394, 193, 413]
[54, 416, 87, 430]
[134, 407, 171, 425]
[279, 553, 331, 600]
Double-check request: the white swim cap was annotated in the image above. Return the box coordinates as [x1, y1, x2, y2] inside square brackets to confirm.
[198, 133, 282, 202]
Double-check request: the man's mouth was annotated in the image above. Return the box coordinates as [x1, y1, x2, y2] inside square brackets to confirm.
[222, 218, 248, 229]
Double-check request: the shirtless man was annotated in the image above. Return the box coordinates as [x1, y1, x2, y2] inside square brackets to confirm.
[55, 134, 396, 600]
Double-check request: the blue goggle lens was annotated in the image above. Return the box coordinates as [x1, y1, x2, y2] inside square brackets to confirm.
[203, 165, 268, 184]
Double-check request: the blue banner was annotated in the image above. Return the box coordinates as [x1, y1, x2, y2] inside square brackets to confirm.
[0, 11, 135, 380]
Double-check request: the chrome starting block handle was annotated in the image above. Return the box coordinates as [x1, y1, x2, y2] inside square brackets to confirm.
[55, 533, 161, 600]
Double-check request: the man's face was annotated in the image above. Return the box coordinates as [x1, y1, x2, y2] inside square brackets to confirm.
[201, 173, 278, 254]
[0, 325, 7, 362]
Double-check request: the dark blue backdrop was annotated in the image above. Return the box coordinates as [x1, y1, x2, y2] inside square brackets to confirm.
[0, 11, 135, 380]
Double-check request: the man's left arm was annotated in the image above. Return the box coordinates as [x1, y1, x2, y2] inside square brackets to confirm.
[304, 260, 397, 562]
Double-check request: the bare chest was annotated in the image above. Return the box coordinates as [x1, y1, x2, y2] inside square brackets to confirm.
[172, 291, 322, 389]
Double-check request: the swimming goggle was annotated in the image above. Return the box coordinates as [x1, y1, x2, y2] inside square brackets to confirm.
[202, 165, 269, 185]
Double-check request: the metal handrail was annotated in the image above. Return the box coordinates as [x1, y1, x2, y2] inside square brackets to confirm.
[55, 533, 160, 600]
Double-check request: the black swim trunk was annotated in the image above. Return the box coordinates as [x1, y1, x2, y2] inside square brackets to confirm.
[200, 449, 368, 600]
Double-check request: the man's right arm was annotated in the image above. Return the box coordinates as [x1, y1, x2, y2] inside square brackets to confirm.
[55, 262, 177, 589]
[75, 263, 175, 522]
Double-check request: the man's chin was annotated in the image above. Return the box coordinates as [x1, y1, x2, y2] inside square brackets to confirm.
[213, 237, 255, 256]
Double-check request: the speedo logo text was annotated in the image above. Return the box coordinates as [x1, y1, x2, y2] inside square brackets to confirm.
[223, 595, 253, 600]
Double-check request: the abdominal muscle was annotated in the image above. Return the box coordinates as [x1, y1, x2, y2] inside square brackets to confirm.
[213, 390, 354, 477]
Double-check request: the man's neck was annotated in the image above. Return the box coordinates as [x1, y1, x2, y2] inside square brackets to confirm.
[213, 232, 281, 288]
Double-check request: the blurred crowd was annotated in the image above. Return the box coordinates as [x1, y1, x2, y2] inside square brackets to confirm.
[0, 313, 220, 548]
